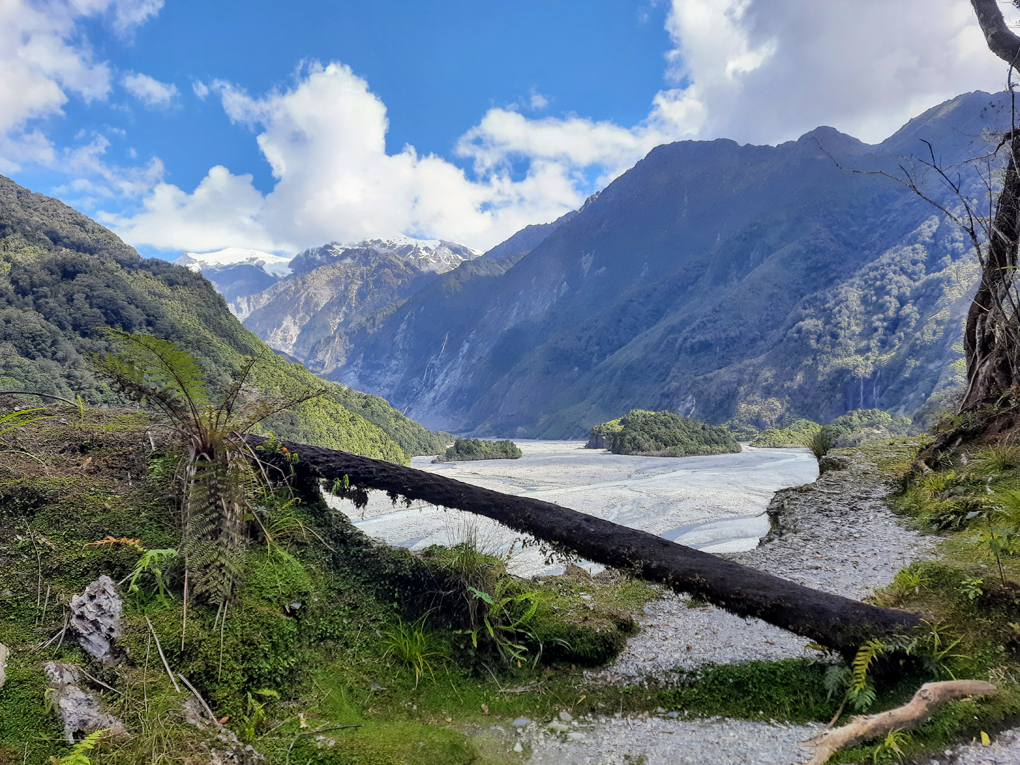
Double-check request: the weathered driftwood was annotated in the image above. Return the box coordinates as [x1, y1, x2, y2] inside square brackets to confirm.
[799, 680, 996, 765]
[247, 436, 921, 654]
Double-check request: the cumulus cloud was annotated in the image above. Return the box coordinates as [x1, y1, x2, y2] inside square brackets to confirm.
[88, 0, 1020, 254]
[106, 63, 584, 253]
[0, 0, 161, 171]
[122, 72, 179, 108]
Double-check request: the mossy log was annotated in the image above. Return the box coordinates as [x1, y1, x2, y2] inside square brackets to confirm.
[247, 436, 921, 654]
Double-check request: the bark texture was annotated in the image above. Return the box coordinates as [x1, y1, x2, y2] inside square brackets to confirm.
[962, 1, 1020, 413]
[248, 435, 921, 655]
[799, 680, 996, 765]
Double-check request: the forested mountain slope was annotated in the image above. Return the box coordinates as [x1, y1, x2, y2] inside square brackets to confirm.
[0, 174, 446, 460]
[325, 91, 1004, 437]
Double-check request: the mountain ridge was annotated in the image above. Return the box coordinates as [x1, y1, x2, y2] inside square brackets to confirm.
[320, 91, 1000, 437]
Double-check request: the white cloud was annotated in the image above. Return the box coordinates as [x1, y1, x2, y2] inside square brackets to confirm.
[106, 63, 583, 253]
[192, 80, 210, 100]
[122, 71, 179, 108]
[528, 87, 549, 110]
[100, 1, 1019, 254]
[0, 0, 160, 172]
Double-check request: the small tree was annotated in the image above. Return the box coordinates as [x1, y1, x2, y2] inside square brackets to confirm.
[95, 330, 321, 604]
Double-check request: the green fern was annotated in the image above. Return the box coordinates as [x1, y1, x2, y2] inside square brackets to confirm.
[49, 728, 109, 765]
[849, 639, 886, 711]
[93, 331, 323, 604]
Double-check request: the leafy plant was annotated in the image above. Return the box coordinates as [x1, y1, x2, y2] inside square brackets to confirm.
[124, 548, 179, 606]
[236, 689, 279, 743]
[960, 577, 985, 601]
[382, 616, 446, 689]
[463, 578, 540, 665]
[872, 728, 910, 763]
[49, 728, 109, 765]
[94, 330, 322, 604]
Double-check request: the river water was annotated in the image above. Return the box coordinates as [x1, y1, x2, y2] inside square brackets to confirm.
[329, 440, 818, 576]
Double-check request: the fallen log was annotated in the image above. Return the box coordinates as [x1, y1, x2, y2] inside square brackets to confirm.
[247, 436, 921, 654]
[798, 680, 996, 764]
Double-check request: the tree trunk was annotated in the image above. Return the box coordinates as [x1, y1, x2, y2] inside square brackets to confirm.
[960, 131, 1020, 413]
[247, 435, 920, 656]
[960, 1, 1020, 413]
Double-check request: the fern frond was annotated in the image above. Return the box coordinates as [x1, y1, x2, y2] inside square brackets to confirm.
[50, 728, 109, 765]
[852, 638, 886, 693]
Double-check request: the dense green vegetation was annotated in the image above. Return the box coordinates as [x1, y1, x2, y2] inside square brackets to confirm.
[590, 409, 741, 457]
[0, 410, 658, 764]
[748, 409, 916, 449]
[749, 418, 822, 447]
[824, 408, 913, 446]
[437, 437, 522, 462]
[0, 174, 446, 461]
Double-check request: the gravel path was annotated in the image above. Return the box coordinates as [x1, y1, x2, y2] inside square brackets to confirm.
[522, 448, 941, 764]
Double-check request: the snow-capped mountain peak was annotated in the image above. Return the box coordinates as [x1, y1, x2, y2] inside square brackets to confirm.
[290, 236, 482, 276]
[175, 247, 293, 278]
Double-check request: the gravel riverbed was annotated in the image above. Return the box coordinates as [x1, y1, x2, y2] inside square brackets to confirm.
[518, 448, 946, 764]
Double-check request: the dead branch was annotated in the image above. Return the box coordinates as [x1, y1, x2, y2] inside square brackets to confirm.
[798, 680, 996, 765]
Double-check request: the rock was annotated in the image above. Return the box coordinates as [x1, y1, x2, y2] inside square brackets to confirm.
[562, 563, 590, 581]
[513, 742, 523, 752]
[512, 717, 532, 727]
[559, 710, 574, 722]
[548, 721, 570, 733]
[43, 661, 125, 743]
[0, 643, 8, 689]
[70, 576, 122, 663]
[818, 454, 852, 474]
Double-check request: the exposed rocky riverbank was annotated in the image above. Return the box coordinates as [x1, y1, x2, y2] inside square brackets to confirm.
[519, 446, 947, 764]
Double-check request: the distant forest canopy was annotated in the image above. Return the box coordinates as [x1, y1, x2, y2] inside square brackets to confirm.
[0, 174, 449, 461]
[748, 409, 913, 448]
[586, 410, 741, 458]
[437, 437, 523, 462]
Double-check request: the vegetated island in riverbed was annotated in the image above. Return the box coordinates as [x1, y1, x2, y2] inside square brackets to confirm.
[585, 409, 740, 457]
[434, 436, 523, 462]
[749, 408, 914, 449]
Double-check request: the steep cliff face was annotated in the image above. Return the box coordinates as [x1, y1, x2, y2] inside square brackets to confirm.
[237, 238, 481, 359]
[324, 91, 1004, 437]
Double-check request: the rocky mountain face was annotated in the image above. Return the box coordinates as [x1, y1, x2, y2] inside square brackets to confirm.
[174, 248, 292, 318]
[321, 91, 1008, 437]
[210, 237, 482, 359]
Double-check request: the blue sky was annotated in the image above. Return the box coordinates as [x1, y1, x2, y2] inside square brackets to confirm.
[0, 0, 1007, 257]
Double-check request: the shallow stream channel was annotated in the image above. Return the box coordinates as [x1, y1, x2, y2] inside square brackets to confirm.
[333, 440, 818, 577]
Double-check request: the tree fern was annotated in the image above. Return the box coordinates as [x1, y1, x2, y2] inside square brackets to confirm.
[93, 331, 323, 604]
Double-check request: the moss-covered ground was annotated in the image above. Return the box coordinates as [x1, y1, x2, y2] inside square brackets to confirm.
[6, 409, 1020, 764]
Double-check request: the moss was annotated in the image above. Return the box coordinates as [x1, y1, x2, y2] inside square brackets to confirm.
[0, 657, 68, 764]
[660, 660, 836, 723]
[288, 722, 478, 765]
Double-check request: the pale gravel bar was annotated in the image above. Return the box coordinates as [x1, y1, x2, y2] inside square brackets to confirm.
[524, 446, 942, 764]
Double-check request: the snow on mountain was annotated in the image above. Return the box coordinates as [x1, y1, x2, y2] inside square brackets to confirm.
[290, 236, 482, 276]
[175, 247, 293, 277]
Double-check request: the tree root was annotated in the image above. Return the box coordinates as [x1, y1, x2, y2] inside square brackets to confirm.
[798, 680, 996, 764]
